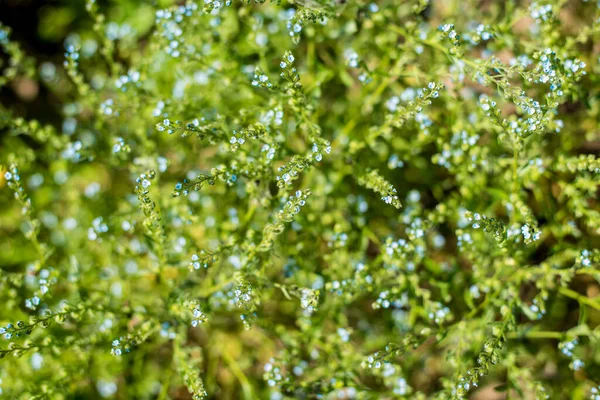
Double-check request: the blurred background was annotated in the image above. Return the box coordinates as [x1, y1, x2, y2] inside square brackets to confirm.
[0, 0, 168, 125]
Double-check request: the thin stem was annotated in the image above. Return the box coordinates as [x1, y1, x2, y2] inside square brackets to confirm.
[157, 356, 174, 400]
[203, 277, 237, 297]
[507, 330, 564, 340]
[512, 138, 519, 196]
[274, 283, 293, 300]
[221, 349, 254, 399]
[559, 287, 600, 311]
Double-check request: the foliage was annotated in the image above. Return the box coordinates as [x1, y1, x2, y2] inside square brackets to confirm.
[1, 0, 600, 398]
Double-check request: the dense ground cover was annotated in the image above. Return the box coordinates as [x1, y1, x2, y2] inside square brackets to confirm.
[1, 0, 600, 398]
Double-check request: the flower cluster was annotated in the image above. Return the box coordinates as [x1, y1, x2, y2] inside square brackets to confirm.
[358, 170, 401, 209]
[2, 0, 600, 398]
[299, 288, 319, 313]
[233, 281, 253, 309]
[186, 300, 208, 327]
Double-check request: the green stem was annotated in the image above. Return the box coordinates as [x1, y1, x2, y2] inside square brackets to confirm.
[203, 277, 237, 297]
[274, 283, 293, 300]
[507, 330, 563, 340]
[157, 356, 175, 400]
[221, 349, 254, 399]
[559, 287, 600, 311]
[512, 139, 519, 196]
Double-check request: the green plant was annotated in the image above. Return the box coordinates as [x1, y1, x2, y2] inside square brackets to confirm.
[1, 0, 600, 398]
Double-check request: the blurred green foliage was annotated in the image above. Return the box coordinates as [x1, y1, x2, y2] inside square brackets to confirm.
[1, 0, 600, 399]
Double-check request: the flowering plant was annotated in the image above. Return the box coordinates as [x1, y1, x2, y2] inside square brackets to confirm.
[1, 0, 600, 398]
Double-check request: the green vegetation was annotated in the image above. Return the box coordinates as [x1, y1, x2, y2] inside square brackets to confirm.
[1, 0, 600, 398]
